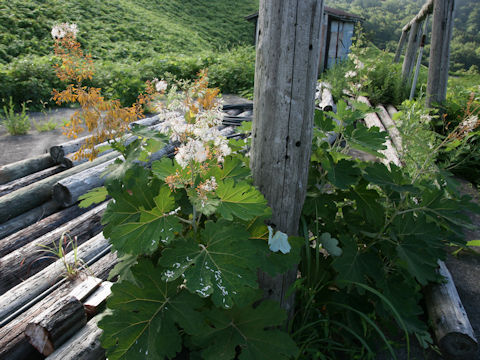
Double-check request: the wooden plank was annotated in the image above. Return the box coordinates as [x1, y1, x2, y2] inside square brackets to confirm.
[0, 153, 55, 185]
[84, 281, 113, 317]
[86, 251, 118, 281]
[252, 0, 324, 314]
[0, 232, 109, 321]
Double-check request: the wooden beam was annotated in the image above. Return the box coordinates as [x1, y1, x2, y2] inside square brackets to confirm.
[357, 97, 402, 167]
[0, 267, 110, 359]
[251, 0, 324, 314]
[53, 158, 118, 207]
[0, 153, 55, 185]
[426, 0, 456, 107]
[0, 200, 60, 240]
[402, 0, 434, 33]
[0, 165, 65, 197]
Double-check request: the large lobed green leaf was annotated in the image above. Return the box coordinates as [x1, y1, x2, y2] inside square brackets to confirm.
[103, 166, 181, 255]
[159, 219, 266, 308]
[99, 259, 205, 360]
[191, 300, 298, 360]
[216, 179, 268, 221]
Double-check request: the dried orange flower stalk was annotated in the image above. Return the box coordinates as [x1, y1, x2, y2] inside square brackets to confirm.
[51, 23, 157, 160]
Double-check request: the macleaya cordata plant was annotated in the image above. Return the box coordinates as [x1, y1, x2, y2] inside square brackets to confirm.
[57, 25, 300, 359]
[51, 22, 157, 161]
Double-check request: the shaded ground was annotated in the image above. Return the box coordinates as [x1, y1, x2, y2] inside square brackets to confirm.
[0, 108, 76, 165]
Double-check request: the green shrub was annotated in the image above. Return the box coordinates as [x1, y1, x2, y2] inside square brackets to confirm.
[1, 97, 31, 135]
[0, 55, 65, 111]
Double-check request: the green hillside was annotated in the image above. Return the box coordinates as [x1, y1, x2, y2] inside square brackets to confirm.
[0, 0, 258, 64]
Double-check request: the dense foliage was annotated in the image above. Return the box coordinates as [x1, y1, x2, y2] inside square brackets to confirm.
[0, 0, 257, 64]
[0, 47, 255, 111]
[327, 0, 480, 72]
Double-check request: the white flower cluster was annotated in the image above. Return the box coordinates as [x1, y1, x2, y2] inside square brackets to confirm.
[460, 115, 479, 133]
[156, 94, 230, 168]
[152, 78, 168, 92]
[348, 53, 365, 70]
[345, 70, 357, 78]
[51, 23, 78, 39]
[175, 139, 208, 168]
[199, 177, 218, 193]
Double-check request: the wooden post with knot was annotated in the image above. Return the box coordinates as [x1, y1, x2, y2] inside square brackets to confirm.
[250, 0, 324, 316]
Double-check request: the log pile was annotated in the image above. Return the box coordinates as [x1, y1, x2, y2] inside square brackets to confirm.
[0, 109, 246, 360]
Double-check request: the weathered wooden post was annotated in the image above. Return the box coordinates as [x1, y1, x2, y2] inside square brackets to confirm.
[402, 20, 424, 80]
[394, 30, 409, 64]
[426, 0, 456, 108]
[251, 0, 324, 313]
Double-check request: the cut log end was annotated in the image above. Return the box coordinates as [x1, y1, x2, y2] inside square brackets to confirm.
[439, 332, 478, 358]
[52, 183, 73, 208]
[25, 323, 54, 356]
[49, 147, 65, 165]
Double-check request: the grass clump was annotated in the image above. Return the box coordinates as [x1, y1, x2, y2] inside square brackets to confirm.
[1, 97, 30, 135]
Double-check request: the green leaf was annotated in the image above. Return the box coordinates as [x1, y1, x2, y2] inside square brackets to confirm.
[363, 162, 418, 194]
[103, 169, 182, 255]
[396, 237, 440, 285]
[191, 300, 298, 360]
[345, 124, 387, 158]
[78, 186, 108, 208]
[238, 121, 252, 133]
[319, 232, 342, 257]
[467, 240, 480, 247]
[350, 182, 385, 227]
[160, 219, 265, 308]
[208, 156, 250, 183]
[99, 259, 205, 360]
[216, 179, 268, 221]
[151, 157, 181, 181]
[322, 157, 361, 189]
[332, 236, 383, 285]
[314, 109, 335, 132]
[108, 254, 138, 283]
